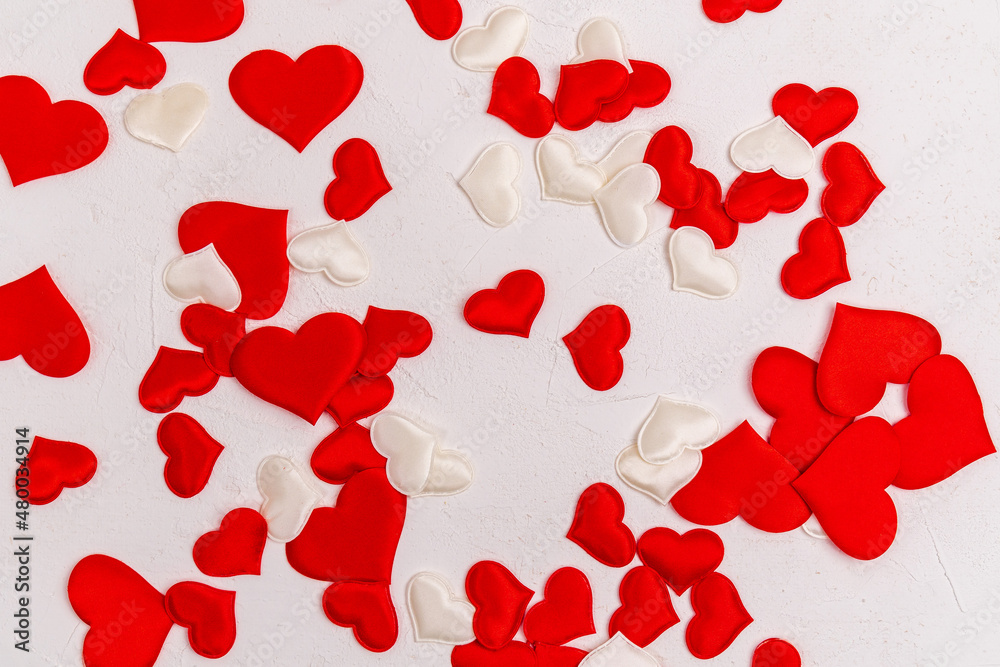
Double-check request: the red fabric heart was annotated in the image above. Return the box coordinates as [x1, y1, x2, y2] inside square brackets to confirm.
[405, 0, 463, 40]
[180, 303, 246, 377]
[358, 306, 433, 377]
[21, 436, 97, 505]
[703, 0, 783, 23]
[177, 202, 289, 320]
[452, 641, 537, 666]
[816, 303, 942, 417]
[554, 60, 629, 131]
[488, 57, 555, 138]
[464, 270, 545, 338]
[636, 527, 724, 594]
[230, 312, 365, 424]
[523, 567, 595, 646]
[780, 217, 851, 300]
[725, 169, 808, 223]
[567, 482, 636, 567]
[165, 582, 237, 659]
[0, 266, 90, 377]
[133, 0, 245, 43]
[751, 346, 853, 471]
[793, 417, 901, 560]
[563, 305, 630, 391]
[643, 125, 703, 209]
[466, 560, 534, 650]
[534, 643, 587, 667]
[772, 83, 859, 147]
[139, 347, 219, 413]
[84, 30, 166, 95]
[670, 169, 739, 249]
[686, 573, 753, 660]
[286, 469, 406, 582]
[608, 566, 679, 647]
[671, 421, 811, 533]
[311, 423, 387, 484]
[193, 507, 268, 577]
[157, 413, 224, 498]
[229, 45, 363, 152]
[326, 374, 395, 426]
[753, 638, 802, 667]
[893, 355, 996, 490]
[324, 138, 392, 221]
[323, 580, 398, 652]
[597, 60, 671, 123]
[0, 76, 109, 186]
[67, 555, 173, 667]
[821, 142, 885, 227]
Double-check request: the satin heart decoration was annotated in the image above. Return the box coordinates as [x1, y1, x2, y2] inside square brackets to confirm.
[133, 0, 245, 43]
[230, 312, 365, 424]
[84, 30, 166, 95]
[772, 83, 859, 147]
[615, 445, 702, 505]
[671, 421, 811, 533]
[452, 7, 529, 72]
[725, 169, 808, 223]
[21, 437, 97, 505]
[753, 638, 802, 667]
[523, 568, 595, 646]
[570, 18, 630, 69]
[460, 142, 523, 227]
[597, 60, 671, 123]
[535, 134, 606, 205]
[730, 117, 815, 179]
[580, 634, 658, 666]
[567, 482, 636, 567]
[326, 374, 394, 426]
[324, 138, 392, 221]
[608, 566, 679, 647]
[488, 57, 555, 138]
[466, 561, 533, 649]
[637, 527, 724, 594]
[535, 643, 588, 666]
[165, 582, 237, 659]
[643, 125, 703, 209]
[405, 0, 463, 40]
[358, 306, 433, 377]
[312, 423, 387, 484]
[452, 641, 537, 666]
[257, 456, 322, 542]
[668, 227, 739, 300]
[139, 347, 219, 413]
[180, 303, 246, 377]
[598, 130, 652, 181]
[821, 142, 885, 227]
[287, 221, 370, 287]
[563, 305, 630, 391]
[157, 413, 224, 498]
[816, 303, 942, 417]
[193, 507, 268, 577]
[703, 0, 783, 23]
[229, 45, 363, 152]
[323, 580, 398, 652]
[780, 217, 850, 300]
[637, 395, 720, 465]
[670, 169, 739, 249]
[464, 270, 545, 338]
[686, 573, 753, 659]
[162, 244, 242, 311]
[593, 163, 660, 247]
[554, 60, 629, 131]
[406, 572, 476, 645]
[67, 555, 174, 667]
[125, 82, 209, 152]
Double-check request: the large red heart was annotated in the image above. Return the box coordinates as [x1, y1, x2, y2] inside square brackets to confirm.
[326, 374, 395, 426]
[139, 347, 219, 413]
[554, 60, 629, 132]
[488, 57, 555, 138]
[893, 355, 996, 490]
[725, 170, 808, 223]
[816, 303, 942, 417]
[534, 643, 587, 667]
[464, 270, 545, 338]
[608, 566, 679, 647]
[193, 507, 268, 577]
[567, 482, 636, 567]
[703, 0, 783, 23]
[597, 60, 671, 123]
[0, 266, 90, 377]
[405, 0, 463, 40]
[523, 567, 595, 646]
[452, 641, 537, 667]
[286, 469, 406, 582]
[230, 312, 365, 424]
[324, 138, 392, 221]
[793, 417, 901, 560]
[312, 423, 387, 484]
[466, 560, 534, 650]
[180, 303, 246, 377]
[157, 413, 224, 498]
[165, 581, 237, 659]
[636, 527, 724, 594]
[671, 421, 811, 533]
[563, 305, 630, 391]
[67, 555, 174, 667]
[772, 83, 859, 147]
[780, 217, 851, 300]
[22, 436, 97, 505]
[323, 580, 398, 652]
[752, 638, 802, 667]
[821, 142, 885, 227]
[229, 45, 363, 152]
[84, 30, 166, 95]
[670, 169, 739, 249]
[133, 0, 245, 43]
[0, 76, 108, 186]
[643, 125, 703, 209]
[686, 573, 753, 660]
[357, 306, 433, 377]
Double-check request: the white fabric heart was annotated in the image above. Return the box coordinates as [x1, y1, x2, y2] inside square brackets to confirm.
[616, 445, 702, 505]
[730, 117, 815, 179]
[459, 143, 521, 228]
[124, 82, 209, 152]
[287, 221, 369, 286]
[371, 414, 474, 497]
[637, 395, 720, 465]
[580, 633, 660, 667]
[256, 455, 322, 543]
[535, 135, 606, 205]
[598, 130, 652, 181]
[406, 573, 476, 645]
[162, 243, 241, 311]
[668, 227, 739, 299]
[416, 448, 474, 497]
[452, 6, 529, 72]
[570, 18, 632, 72]
[593, 163, 660, 247]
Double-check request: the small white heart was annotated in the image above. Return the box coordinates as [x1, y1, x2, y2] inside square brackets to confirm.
[730, 117, 815, 179]
[162, 243, 242, 311]
[637, 396, 721, 465]
[580, 633, 659, 667]
[535, 134, 606, 205]
[597, 130, 652, 181]
[287, 221, 369, 286]
[371, 414, 437, 496]
[668, 227, 739, 299]
[124, 82, 209, 152]
[406, 573, 476, 645]
[452, 6, 529, 72]
[616, 445, 702, 505]
[257, 455, 322, 543]
[459, 142, 521, 228]
[593, 163, 660, 247]
[570, 18, 632, 72]
[417, 449, 474, 497]
[802, 515, 830, 540]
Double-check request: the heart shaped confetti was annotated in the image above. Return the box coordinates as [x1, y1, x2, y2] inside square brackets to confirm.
[523, 567, 595, 646]
[324, 138, 392, 221]
[753, 638, 802, 667]
[323, 580, 398, 652]
[535, 643, 589, 666]
[567, 482, 636, 567]
[704, 0, 783, 23]
[452, 7, 529, 72]
[730, 117, 815, 179]
[643, 125, 703, 209]
[258, 455, 323, 543]
[466, 560, 533, 649]
[21, 437, 97, 505]
[686, 572, 753, 659]
[452, 640, 537, 666]
[371, 413, 473, 497]
[535, 134, 606, 205]
[821, 142, 885, 227]
[598, 130, 652, 180]
[637, 527, 724, 594]
[405, 0, 463, 40]
[139, 347, 220, 413]
[460, 142, 523, 227]
[725, 169, 808, 223]
[554, 60, 629, 131]
[580, 634, 658, 667]
[616, 445, 702, 505]
[772, 83, 858, 147]
[326, 374, 395, 426]
[157, 413, 224, 498]
[608, 565, 679, 647]
[571, 18, 631, 70]
[670, 169, 739, 249]
[162, 244, 242, 312]
[563, 305, 630, 391]
[669, 227, 739, 299]
[312, 423, 387, 484]
[637, 395, 720, 465]
[84, 29, 166, 95]
[287, 221, 370, 287]
[124, 82, 208, 152]
[407, 572, 476, 645]
[780, 217, 851, 300]
[180, 303, 246, 377]
[358, 306, 434, 377]
[593, 163, 660, 247]
[488, 58, 555, 138]
[165, 581, 237, 659]
[464, 270, 545, 338]
[193, 507, 268, 577]
[598, 60, 671, 123]
[133, 0, 245, 43]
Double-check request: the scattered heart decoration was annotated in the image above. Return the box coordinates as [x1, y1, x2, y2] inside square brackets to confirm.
[686, 572, 753, 659]
[133, 0, 245, 43]
[637, 527, 724, 594]
[563, 305, 631, 391]
[326, 374, 395, 426]
[323, 580, 398, 652]
[780, 217, 851, 299]
[406, 572, 476, 645]
[21, 436, 97, 505]
[643, 125, 703, 209]
[466, 560, 534, 649]
[312, 423, 387, 484]
[452, 6, 529, 72]
[772, 83, 859, 147]
[670, 169, 739, 249]
[488, 58, 556, 138]
[157, 413, 224, 498]
[821, 141, 886, 227]
[725, 169, 809, 223]
[165, 581, 237, 659]
[358, 306, 434, 377]
[567, 482, 636, 567]
[464, 269, 545, 338]
[324, 138, 392, 221]
[139, 347, 220, 413]
[523, 567, 596, 646]
[84, 29, 166, 95]
[460, 142, 523, 227]
[193, 507, 268, 577]
[257, 455, 323, 543]
[608, 565, 679, 647]
[180, 303, 246, 377]
[554, 60, 630, 131]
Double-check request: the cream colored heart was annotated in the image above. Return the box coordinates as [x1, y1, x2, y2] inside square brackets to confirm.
[406, 573, 476, 645]
[257, 455, 322, 543]
[570, 18, 632, 72]
[598, 130, 652, 181]
[730, 116, 815, 179]
[417, 449, 474, 497]
[580, 633, 659, 667]
[287, 221, 369, 287]
[535, 135, 606, 205]
[593, 163, 660, 247]
[124, 82, 209, 152]
[637, 396, 721, 465]
[459, 142, 521, 228]
[452, 6, 529, 72]
[371, 414, 437, 496]
[162, 243, 241, 311]
[668, 227, 739, 299]
[616, 446, 702, 505]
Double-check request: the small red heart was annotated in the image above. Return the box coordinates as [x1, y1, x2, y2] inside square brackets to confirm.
[323, 580, 398, 652]
[464, 270, 545, 338]
[725, 169, 808, 223]
[68, 555, 173, 667]
[752, 638, 802, 667]
[670, 169, 739, 249]
[534, 643, 588, 667]
[133, 0, 245, 43]
[780, 217, 851, 300]
[523, 567, 595, 646]
[311, 423, 387, 484]
[608, 566, 679, 647]
[643, 125, 703, 209]
[84, 30, 166, 95]
[229, 45, 363, 152]
[563, 305, 630, 391]
[488, 57, 556, 138]
[816, 303, 942, 417]
[686, 573, 753, 660]
[554, 60, 629, 131]
[405, 0, 463, 40]
[139, 347, 220, 413]
[21, 436, 97, 505]
[772, 83, 859, 147]
[157, 413, 224, 498]
[452, 641, 537, 667]
[324, 138, 392, 221]
[193, 508, 268, 577]
[671, 421, 811, 533]
[703, 0, 782, 23]
[466, 560, 534, 650]
[821, 142, 885, 227]
[0, 76, 109, 186]
[567, 482, 636, 567]
[165, 581, 237, 659]
[358, 306, 433, 377]
[893, 355, 996, 490]
[636, 527, 724, 594]
[326, 374, 395, 426]
[597, 60, 671, 123]
[230, 313, 366, 424]
[180, 303, 246, 377]
[793, 417, 901, 560]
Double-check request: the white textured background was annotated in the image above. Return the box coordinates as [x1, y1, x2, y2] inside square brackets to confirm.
[1, 0, 999, 665]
